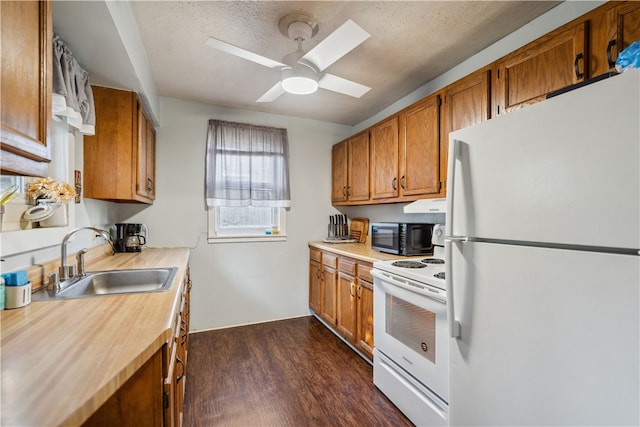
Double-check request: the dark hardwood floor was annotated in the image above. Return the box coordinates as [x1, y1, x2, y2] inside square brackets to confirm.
[183, 315, 413, 426]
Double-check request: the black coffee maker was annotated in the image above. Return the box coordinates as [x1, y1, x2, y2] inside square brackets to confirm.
[113, 223, 147, 252]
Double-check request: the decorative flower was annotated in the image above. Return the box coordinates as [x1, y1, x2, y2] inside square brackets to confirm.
[26, 177, 77, 204]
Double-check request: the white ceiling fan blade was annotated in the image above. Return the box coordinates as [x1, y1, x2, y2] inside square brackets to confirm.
[256, 82, 286, 102]
[300, 19, 370, 72]
[319, 73, 370, 98]
[205, 37, 286, 69]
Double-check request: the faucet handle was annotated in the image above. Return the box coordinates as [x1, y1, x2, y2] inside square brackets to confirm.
[47, 272, 60, 292]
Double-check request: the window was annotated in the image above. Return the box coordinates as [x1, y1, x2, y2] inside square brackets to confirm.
[208, 206, 286, 241]
[205, 120, 290, 243]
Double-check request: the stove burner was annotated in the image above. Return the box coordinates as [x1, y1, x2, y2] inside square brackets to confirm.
[392, 260, 427, 269]
[434, 272, 445, 280]
[421, 258, 445, 265]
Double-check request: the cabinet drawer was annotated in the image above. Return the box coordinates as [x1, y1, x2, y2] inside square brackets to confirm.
[358, 262, 373, 282]
[310, 248, 322, 263]
[338, 257, 357, 275]
[323, 252, 338, 269]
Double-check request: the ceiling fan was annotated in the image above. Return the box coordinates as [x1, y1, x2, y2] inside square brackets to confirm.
[205, 13, 371, 102]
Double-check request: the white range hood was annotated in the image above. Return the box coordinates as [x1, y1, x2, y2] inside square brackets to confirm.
[403, 198, 447, 214]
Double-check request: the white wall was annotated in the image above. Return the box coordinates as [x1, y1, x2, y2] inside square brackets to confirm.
[118, 97, 352, 330]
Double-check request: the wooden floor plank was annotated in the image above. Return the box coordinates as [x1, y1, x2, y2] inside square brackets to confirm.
[183, 316, 413, 426]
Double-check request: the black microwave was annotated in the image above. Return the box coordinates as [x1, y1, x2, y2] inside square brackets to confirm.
[371, 223, 434, 256]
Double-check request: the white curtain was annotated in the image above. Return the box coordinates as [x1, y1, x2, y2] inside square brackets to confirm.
[52, 34, 96, 135]
[205, 120, 291, 208]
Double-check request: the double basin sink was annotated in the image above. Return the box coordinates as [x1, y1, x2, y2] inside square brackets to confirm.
[32, 267, 178, 301]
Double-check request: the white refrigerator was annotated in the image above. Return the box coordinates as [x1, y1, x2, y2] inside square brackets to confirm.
[445, 69, 640, 426]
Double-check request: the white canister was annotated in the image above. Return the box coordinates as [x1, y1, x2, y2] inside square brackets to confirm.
[5, 282, 31, 309]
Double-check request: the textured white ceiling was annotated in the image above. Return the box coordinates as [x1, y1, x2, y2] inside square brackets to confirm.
[56, 1, 561, 126]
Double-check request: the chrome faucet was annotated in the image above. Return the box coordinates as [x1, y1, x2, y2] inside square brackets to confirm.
[59, 227, 112, 282]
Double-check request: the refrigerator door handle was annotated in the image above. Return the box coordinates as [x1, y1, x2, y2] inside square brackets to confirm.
[445, 238, 463, 338]
[446, 138, 464, 338]
[445, 139, 463, 238]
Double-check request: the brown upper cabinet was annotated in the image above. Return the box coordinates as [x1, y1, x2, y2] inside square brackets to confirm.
[331, 140, 348, 203]
[441, 67, 492, 194]
[398, 94, 442, 198]
[0, 0, 52, 177]
[370, 116, 400, 201]
[328, 1, 635, 206]
[84, 86, 156, 204]
[137, 105, 156, 201]
[588, 1, 640, 76]
[494, 22, 588, 114]
[332, 131, 370, 204]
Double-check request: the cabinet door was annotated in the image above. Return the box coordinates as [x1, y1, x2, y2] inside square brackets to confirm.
[347, 132, 370, 202]
[320, 266, 337, 326]
[309, 259, 322, 313]
[85, 349, 165, 426]
[147, 122, 156, 200]
[84, 86, 135, 200]
[337, 271, 357, 343]
[370, 116, 399, 200]
[0, 0, 52, 176]
[331, 141, 348, 203]
[400, 94, 441, 197]
[84, 87, 154, 204]
[587, 2, 640, 77]
[136, 104, 156, 200]
[615, 2, 640, 65]
[356, 279, 374, 361]
[442, 67, 491, 195]
[495, 22, 587, 114]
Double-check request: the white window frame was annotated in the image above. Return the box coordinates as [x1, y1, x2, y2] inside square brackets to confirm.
[207, 206, 287, 243]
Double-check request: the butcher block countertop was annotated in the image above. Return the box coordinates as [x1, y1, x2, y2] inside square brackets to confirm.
[308, 240, 410, 263]
[1, 247, 190, 427]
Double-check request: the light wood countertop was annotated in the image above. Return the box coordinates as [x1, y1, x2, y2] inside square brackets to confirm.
[308, 240, 412, 263]
[1, 247, 190, 427]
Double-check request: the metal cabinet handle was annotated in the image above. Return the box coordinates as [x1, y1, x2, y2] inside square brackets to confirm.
[400, 176, 405, 189]
[176, 356, 185, 383]
[146, 178, 153, 193]
[350, 282, 355, 297]
[607, 39, 617, 68]
[357, 285, 362, 299]
[392, 177, 397, 191]
[574, 52, 584, 80]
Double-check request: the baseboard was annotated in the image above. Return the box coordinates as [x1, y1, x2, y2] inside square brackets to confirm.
[189, 313, 313, 334]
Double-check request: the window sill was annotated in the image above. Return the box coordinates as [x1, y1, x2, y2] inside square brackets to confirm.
[207, 234, 287, 244]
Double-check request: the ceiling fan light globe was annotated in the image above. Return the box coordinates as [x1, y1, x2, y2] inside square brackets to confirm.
[281, 76, 318, 95]
[281, 64, 318, 95]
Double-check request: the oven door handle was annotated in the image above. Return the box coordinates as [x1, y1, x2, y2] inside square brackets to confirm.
[371, 269, 446, 304]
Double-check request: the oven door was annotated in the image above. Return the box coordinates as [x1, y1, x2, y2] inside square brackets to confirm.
[372, 269, 449, 402]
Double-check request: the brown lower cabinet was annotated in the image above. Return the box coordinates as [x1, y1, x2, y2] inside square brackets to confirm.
[309, 247, 374, 361]
[83, 269, 191, 427]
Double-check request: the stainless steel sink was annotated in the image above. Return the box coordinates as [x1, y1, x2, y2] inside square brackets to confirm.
[32, 267, 178, 301]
